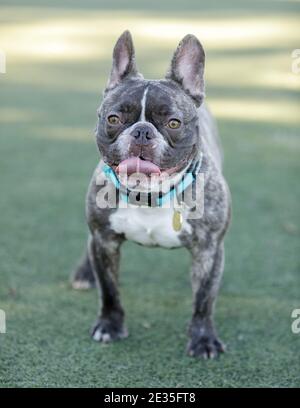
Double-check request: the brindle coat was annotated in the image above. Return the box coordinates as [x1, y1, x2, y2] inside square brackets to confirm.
[72, 31, 231, 359]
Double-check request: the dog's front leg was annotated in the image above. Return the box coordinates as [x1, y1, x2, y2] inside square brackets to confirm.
[187, 242, 225, 359]
[89, 230, 128, 343]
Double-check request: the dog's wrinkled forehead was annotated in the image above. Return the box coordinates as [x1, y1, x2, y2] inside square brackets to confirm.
[102, 78, 196, 122]
[102, 80, 144, 118]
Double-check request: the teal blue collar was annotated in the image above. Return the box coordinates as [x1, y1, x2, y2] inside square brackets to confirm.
[102, 153, 203, 207]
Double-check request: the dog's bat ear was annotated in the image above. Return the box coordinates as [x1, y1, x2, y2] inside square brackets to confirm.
[166, 34, 205, 106]
[105, 30, 142, 92]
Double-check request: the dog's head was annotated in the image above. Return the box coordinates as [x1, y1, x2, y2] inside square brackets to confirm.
[96, 31, 205, 180]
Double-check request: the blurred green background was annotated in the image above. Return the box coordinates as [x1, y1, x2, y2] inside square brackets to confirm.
[0, 0, 299, 387]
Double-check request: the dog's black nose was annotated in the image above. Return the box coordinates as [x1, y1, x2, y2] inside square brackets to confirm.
[131, 124, 155, 145]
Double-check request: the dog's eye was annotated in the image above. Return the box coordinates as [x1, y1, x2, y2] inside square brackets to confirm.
[107, 115, 121, 125]
[167, 119, 181, 129]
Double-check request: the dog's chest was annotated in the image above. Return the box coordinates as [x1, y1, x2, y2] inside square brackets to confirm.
[109, 206, 191, 248]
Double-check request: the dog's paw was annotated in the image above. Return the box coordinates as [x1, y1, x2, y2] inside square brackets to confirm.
[187, 334, 225, 359]
[71, 259, 96, 290]
[71, 273, 96, 290]
[72, 279, 95, 290]
[91, 317, 128, 343]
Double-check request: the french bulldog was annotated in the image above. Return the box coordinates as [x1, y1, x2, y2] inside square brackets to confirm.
[72, 31, 231, 359]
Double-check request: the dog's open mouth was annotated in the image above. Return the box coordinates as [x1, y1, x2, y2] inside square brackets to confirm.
[115, 156, 189, 178]
[116, 156, 161, 176]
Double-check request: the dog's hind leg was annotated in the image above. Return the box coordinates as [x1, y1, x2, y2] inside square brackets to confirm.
[71, 247, 96, 290]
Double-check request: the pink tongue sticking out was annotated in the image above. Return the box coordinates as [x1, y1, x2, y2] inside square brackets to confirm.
[116, 157, 161, 176]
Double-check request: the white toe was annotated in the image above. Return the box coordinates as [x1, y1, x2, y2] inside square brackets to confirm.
[72, 280, 93, 290]
[101, 333, 111, 343]
[92, 329, 102, 341]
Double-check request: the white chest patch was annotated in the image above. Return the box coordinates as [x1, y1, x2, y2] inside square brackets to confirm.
[109, 205, 192, 248]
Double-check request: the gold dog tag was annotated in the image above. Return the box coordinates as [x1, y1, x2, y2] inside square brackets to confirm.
[172, 210, 183, 232]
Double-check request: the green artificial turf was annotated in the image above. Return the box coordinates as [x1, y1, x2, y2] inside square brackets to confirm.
[0, 0, 299, 388]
